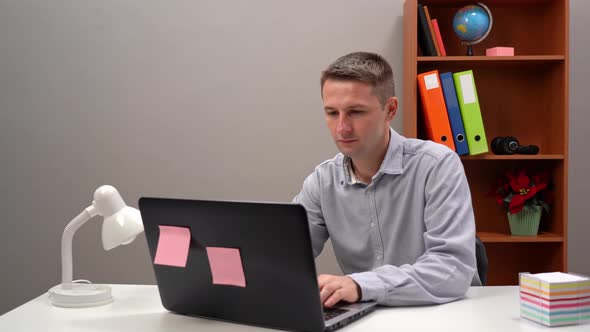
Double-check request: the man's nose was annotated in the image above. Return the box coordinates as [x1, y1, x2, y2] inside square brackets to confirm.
[337, 115, 351, 134]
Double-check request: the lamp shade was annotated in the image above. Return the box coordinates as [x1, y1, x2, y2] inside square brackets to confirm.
[92, 185, 143, 250]
[102, 206, 143, 250]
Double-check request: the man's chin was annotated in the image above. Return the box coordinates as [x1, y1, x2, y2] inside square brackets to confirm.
[336, 146, 358, 158]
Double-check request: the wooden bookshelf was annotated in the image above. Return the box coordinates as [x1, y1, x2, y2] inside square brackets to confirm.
[403, 0, 569, 285]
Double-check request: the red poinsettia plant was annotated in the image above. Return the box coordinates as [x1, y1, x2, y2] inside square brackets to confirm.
[491, 169, 553, 215]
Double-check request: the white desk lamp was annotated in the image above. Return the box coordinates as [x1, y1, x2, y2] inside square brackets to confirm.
[48, 185, 144, 307]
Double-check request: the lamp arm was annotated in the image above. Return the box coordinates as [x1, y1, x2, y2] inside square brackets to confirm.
[61, 205, 98, 289]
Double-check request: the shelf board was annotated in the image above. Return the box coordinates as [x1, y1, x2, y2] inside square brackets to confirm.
[477, 231, 564, 243]
[417, 55, 565, 64]
[423, 0, 557, 6]
[461, 154, 565, 160]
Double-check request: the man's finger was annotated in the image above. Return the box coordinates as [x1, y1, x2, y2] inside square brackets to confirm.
[319, 282, 338, 304]
[324, 289, 343, 308]
[317, 274, 331, 288]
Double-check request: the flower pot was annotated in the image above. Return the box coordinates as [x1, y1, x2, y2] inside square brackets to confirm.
[507, 206, 542, 236]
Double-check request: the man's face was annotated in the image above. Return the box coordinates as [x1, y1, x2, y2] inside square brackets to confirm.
[322, 80, 396, 161]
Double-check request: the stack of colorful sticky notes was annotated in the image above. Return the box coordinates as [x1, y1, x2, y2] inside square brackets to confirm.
[520, 272, 590, 327]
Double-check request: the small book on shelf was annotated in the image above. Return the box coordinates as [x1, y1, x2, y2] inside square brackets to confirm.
[431, 19, 446, 56]
[417, 3, 437, 56]
[423, 6, 441, 56]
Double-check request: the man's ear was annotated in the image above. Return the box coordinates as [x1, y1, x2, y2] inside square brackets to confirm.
[385, 97, 398, 121]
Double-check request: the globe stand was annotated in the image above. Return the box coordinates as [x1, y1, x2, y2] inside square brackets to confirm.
[461, 41, 477, 56]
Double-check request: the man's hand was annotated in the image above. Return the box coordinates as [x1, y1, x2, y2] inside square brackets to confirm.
[317, 274, 361, 308]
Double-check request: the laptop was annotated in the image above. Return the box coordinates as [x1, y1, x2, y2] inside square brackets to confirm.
[139, 197, 377, 332]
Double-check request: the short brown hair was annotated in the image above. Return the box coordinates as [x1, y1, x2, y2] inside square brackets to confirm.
[320, 52, 395, 107]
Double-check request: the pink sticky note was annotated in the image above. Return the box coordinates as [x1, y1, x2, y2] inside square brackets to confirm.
[154, 225, 191, 267]
[486, 47, 514, 56]
[206, 247, 246, 287]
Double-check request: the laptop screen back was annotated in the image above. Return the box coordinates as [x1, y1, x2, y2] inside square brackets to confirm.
[139, 197, 326, 332]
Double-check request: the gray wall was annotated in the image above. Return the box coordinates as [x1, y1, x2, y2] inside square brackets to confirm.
[0, 0, 587, 315]
[0, 0, 404, 314]
[568, 0, 590, 277]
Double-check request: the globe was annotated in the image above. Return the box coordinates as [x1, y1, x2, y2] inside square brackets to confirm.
[452, 3, 493, 55]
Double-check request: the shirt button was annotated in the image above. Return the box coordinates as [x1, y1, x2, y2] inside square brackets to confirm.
[370, 223, 375, 228]
[376, 255, 382, 260]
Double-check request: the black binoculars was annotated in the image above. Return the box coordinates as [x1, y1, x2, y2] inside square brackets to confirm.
[491, 136, 539, 155]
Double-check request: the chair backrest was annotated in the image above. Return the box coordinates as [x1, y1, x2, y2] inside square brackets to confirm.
[475, 235, 488, 285]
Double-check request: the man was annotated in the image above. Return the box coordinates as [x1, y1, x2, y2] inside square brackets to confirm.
[293, 52, 479, 308]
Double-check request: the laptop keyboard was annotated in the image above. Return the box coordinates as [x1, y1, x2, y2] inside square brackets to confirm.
[323, 308, 348, 321]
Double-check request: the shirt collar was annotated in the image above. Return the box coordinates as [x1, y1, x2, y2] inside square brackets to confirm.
[342, 128, 405, 185]
[344, 158, 362, 185]
[380, 127, 404, 175]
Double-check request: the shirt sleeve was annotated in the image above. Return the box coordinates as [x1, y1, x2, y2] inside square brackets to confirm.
[292, 171, 330, 258]
[348, 152, 478, 306]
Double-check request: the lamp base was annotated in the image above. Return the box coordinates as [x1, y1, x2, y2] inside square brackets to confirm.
[48, 283, 113, 308]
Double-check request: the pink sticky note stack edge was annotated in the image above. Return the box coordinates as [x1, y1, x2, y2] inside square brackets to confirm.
[486, 47, 514, 56]
[154, 225, 191, 267]
[206, 247, 247, 287]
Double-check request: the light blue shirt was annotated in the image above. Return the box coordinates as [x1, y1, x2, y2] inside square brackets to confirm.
[293, 128, 479, 306]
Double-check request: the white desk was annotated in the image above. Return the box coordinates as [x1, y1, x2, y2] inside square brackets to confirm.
[1, 285, 588, 331]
